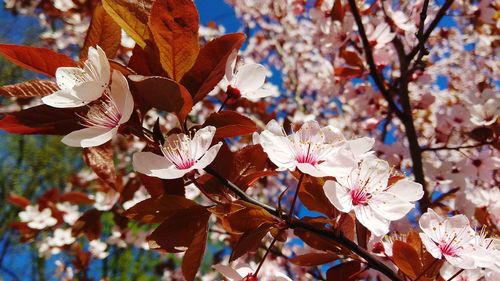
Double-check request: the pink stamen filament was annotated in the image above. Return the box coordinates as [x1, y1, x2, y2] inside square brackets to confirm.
[350, 186, 371, 205]
[160, 135, 197, 170]
[78, 92, 121, 129]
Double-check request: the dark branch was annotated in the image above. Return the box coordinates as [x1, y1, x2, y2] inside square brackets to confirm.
[203, 167, 403, 281]
[347, 0, 405, 121]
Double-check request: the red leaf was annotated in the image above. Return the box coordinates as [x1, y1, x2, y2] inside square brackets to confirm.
[123, 195, 196, 224]
[102, 0, 152, 48]
[203, 111, 257, 139]
[148, 0, 199, 81]
[289, 252, 338, 266]
[230, 222, 273, 262]
[182, 219, 209, 281]
[0, 80, 58, 98]
[82, 142, 117, 190]
[181, 33, 246, 103]
[299, 179, 337, 217]
[7, 193, 31, 208]
[72, 209, 102, 241]
[137, 174, 185, 197]
[59, 192, 95, 205]
[148, 204, 210, 253]
[81, 3, 122, 60]
[326, 261, 362, 281]
[392, 240, 423, 279]
[330, 0, 344, 22]
[129, 75, 193, 121]
[0, 44, 76, 77]
[0, 104, 81, 135]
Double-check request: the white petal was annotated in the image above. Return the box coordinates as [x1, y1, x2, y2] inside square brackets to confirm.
[194, 142, 222, 170]
[132, 152, 182, 179]
[348, 137, 375, 159]
[354, 205, 389, 236]
[224, 49, 238, 83]
[419, 233, 442, 259]
[445, 254, 476, 270]
[259, 132, 296, 170]
[72, 80, 105, 102]
[357, 158, 390, 193]
[192, 126, 217, 160]
[109, 71, 134, 124]
[319, 148, 357, 177]
[274, 272, 293, 281]
[95, 46, 111, 81]
[296, 162, 327, 177]
[212, 264, 244, 281]
[264, 119, 286, 137]
[370, 192, 414, 220]
[42, 89, 88, 108]
[419, 209, 444, 242]
[234, 64, 267, 93]
[323, 180, 352, 213]
[242, 89, 274, 101]
[388, 179, 424, 202]
[296, 120, 322, 143]
[56, 67, 87, 89]
[62, 127, 116, 148]
[322, 125, 346, 144]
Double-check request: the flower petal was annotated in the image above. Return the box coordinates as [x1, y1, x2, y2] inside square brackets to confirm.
[419, 208, 445, 242]
[72, 80, 105, 102]
[370, 192, 414, 220]
[42, 89, 88, 108]
[108, 71, 134, 124]
[242, 88, 274, 101]
[234, 63, 267, 93]
[192, 126, 217, 160]
[357, 158, 390, 193]
[56, 67, 87, 89]
[354, 205, 389, 236]
[194, 142, 223, 170]
[445, 253, 476, 270]
[347, 137, 375, 159]
[133, 152, 189, 179]
[388, 179, 424, 202]
[419, 233, 442, 259]
[212, 264, 244, 281]
[323, 180, 353, 213]
[224, 49, 238, 83]
[62, 127, 116, 148]
[296, 162, 327, 177]
[259, 131, 296, 170]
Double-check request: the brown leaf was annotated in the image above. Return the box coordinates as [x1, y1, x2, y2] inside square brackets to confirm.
[129, 75, 193, 121]
[148, 0, 199, 81]
[0, 80, 58, 98]
[230, 222, 273, 262]
[137, 174, 185, 197]
[123, 195, 196, 224]
[330, 0, 344, 22]
[326, 261, 362, 281]
[0, 105, 81, 135]
[81, 4, 122, 60]
[102, 0, 152, 48]
[203, 111, 257, 139]
[392, 240, 423, 279]
[72, 209, 102, 241]
[230, 145, 274, 190]
[220, 201, 276, 234]
[59, 192, 95, 205]
[299, 178, 336, 217]
[182, 220, 209, 281]
[148, 204, 210, 252]
[289, 252, 338, 266]
[0, 44, 76, 77]
[7, 193, 31, 208]
[82, 142, 117, 190]
[181, 33, 246, 103]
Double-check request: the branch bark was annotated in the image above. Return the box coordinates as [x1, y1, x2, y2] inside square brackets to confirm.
[203, 167, 403, 281]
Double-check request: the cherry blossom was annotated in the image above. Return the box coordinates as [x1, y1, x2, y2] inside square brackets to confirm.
[213, 263, 292, 281]
[323, 158, 423, 236]
[61, 71, 134, 147]
[89, 239, 109, 259]
[218, 50, 275, 101]
[19, 205, 58, 230]
[133, 126, 222, 179]
[42, 46, 111, 108]
[48, 228, 75, 247]
[418, 209, 476, 269]
[254, 120, 358, 177]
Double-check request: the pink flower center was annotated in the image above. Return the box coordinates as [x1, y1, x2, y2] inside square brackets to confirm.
[350, 186, 370, 205]
[160, 136, 197, 170]
[295, 142, 319, 165]
[79, 92, 121, 129]
[438, 240, 459, 256]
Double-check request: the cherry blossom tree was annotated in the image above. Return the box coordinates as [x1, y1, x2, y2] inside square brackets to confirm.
[0, 0, 498, 280]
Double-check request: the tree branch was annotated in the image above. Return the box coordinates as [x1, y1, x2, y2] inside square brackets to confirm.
[347, 0, 405, 121]
[203, 167, 403, 281]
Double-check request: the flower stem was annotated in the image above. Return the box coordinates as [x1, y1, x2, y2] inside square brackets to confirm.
[287, 172, 305, 220]
[254, 232, 280, 277]
[446, 269, 464, 281]
[218, 96, 231, 113]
